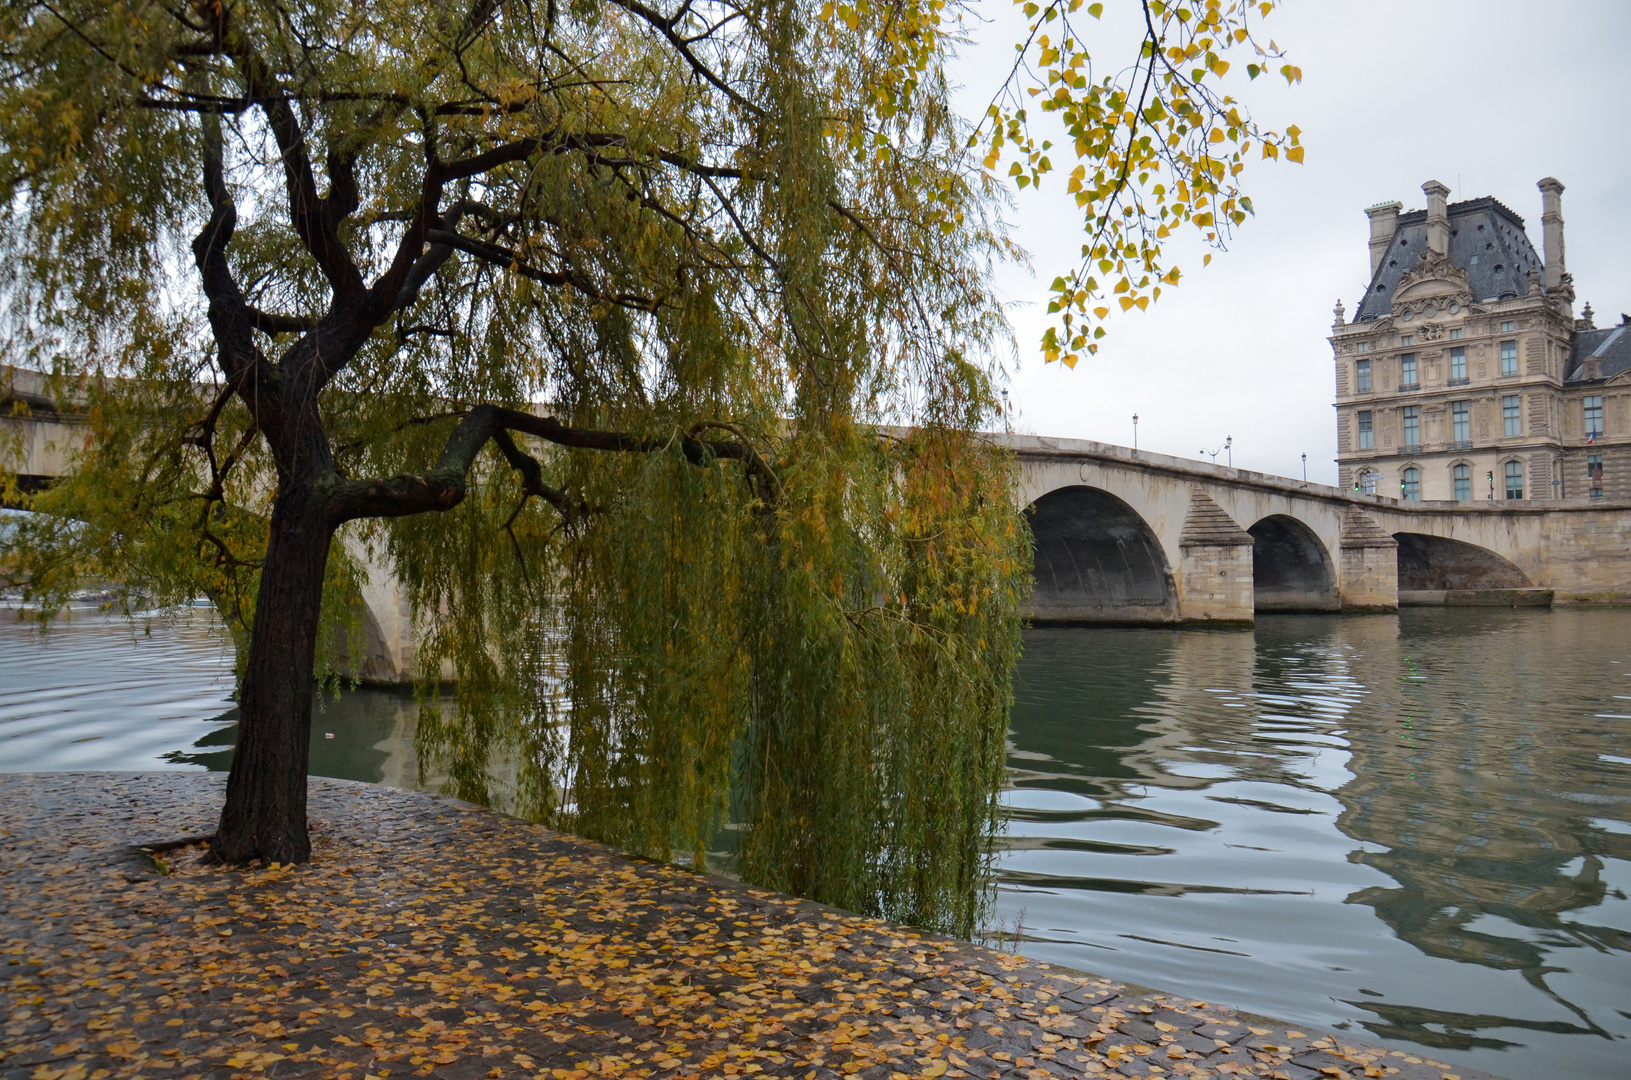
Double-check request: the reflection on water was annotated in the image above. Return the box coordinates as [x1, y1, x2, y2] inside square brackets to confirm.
[6, 607, 1629, 1078]
[0, 608, 440, 792]
[162, 692, 440, 794]
[1002, 611, 1631, 1080]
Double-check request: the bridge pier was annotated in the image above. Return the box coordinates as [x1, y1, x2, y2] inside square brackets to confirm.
[332, 540, 429, 686]
[1338, 508, 1399, 612]
[1176, 487, 1255, 622]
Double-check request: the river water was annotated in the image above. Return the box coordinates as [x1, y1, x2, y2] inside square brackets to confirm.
[2, 607, 1627, 1078]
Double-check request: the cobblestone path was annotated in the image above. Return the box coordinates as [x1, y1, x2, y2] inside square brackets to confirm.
[0, 773, 1506, 1080]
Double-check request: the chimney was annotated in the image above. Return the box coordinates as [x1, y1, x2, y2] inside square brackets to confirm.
[1538, 177, 1566, 293]
[1365, 201, 1402, 277]
[1422, 180, 1450, 254]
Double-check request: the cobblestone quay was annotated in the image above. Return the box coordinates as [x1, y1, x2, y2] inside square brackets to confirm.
[1, 774, 1507, 1080]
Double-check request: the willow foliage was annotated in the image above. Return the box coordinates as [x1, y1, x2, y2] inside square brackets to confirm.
[0, 0, 1296, 932]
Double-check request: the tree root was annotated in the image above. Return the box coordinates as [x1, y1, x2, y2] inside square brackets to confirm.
[134, 834, 216, 854]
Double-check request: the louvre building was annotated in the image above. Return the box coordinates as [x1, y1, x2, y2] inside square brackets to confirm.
[1330, 178, 1629, 502]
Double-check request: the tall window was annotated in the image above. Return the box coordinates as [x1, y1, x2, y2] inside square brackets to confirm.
[1401, 353, 1418, 389]
[1356, 359, 1372, 394]
[1585, 395, 1604, 437]
[1453, 464, 1471, 501]
[1449, 346, 1467, 384]
[1588, 453, 1604, 497]
[1505, 459, 1524, 500]
[1402, 405, 1420, 448]
[1501, 320, 1515, 333]
[1402, 467, 1421, 501]
[1452, 400, 1470, 443]
[1450, 328, 1463, 340]
[1357, 410, 1374, 450]
[1500, 339, 1518, 376]
[1503, 395, 1522, 437]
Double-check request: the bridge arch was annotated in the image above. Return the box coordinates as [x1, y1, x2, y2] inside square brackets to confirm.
[1248, 514, 1339, 611]
[1394, 532, 1530, 591]
[1025, 485, 1177, 623]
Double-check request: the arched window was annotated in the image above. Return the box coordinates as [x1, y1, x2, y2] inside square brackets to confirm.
[1453, 463, 1471, 501]
[1402, 467, 1421, 501]
[1504, 460, 1524, 500]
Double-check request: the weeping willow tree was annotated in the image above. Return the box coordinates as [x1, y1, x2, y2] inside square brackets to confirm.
[0, 0, 1299, 934]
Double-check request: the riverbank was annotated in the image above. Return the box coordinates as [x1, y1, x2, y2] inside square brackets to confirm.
[0, 773, 1504, 1080]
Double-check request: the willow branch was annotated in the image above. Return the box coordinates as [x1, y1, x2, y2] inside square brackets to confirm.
[425, 230, 660, 312]
[326, 405, 764, 524]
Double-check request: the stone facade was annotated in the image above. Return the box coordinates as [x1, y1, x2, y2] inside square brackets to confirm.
[1332, 179, 1631, 503]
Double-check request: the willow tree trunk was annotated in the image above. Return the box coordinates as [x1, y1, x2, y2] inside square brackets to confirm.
[211, 485, 335, 864]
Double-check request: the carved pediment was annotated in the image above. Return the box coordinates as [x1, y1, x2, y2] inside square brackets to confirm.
[1392, 248, 1472, 310]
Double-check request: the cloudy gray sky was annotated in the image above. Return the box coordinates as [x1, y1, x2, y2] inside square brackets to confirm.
[950, 0, 1631, 483]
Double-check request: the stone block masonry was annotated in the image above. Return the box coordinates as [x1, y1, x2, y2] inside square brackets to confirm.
[0, 772, 1510, 1080]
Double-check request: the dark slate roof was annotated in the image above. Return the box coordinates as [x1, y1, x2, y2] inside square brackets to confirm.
[1567, 323, 1631, 382]
[1354, 197, 1545, 321]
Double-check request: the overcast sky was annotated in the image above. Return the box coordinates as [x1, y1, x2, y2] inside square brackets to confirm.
[948, 0, 1631, 484]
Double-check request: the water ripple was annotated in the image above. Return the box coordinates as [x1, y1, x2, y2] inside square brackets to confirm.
[1000, 610, 1631, 1080]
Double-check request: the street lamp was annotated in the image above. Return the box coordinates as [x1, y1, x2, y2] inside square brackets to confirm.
[1132, 413, 1139, 451]
[1000, 389, 1010, 433]
[1301, 452, 1307, 482]
[1200, 437, 1232, 467]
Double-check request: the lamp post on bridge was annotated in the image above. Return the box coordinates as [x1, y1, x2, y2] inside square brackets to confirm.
[1200, 436, 1232, 467]
[1132, 413, 1138, 451]
[1302, 452, 1307, 482]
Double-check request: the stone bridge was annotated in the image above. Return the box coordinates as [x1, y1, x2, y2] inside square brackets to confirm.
[999, 433, 1631, 623]
[10, 368, 1631, 670]
[2, 368, 421, 683]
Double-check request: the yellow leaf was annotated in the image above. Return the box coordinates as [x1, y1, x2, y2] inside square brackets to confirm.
[923, 1062, 948, 1077]
[1286, 145, 1305, 164]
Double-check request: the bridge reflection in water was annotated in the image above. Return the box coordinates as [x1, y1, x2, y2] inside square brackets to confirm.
[1001, 610, 1631, 1080]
